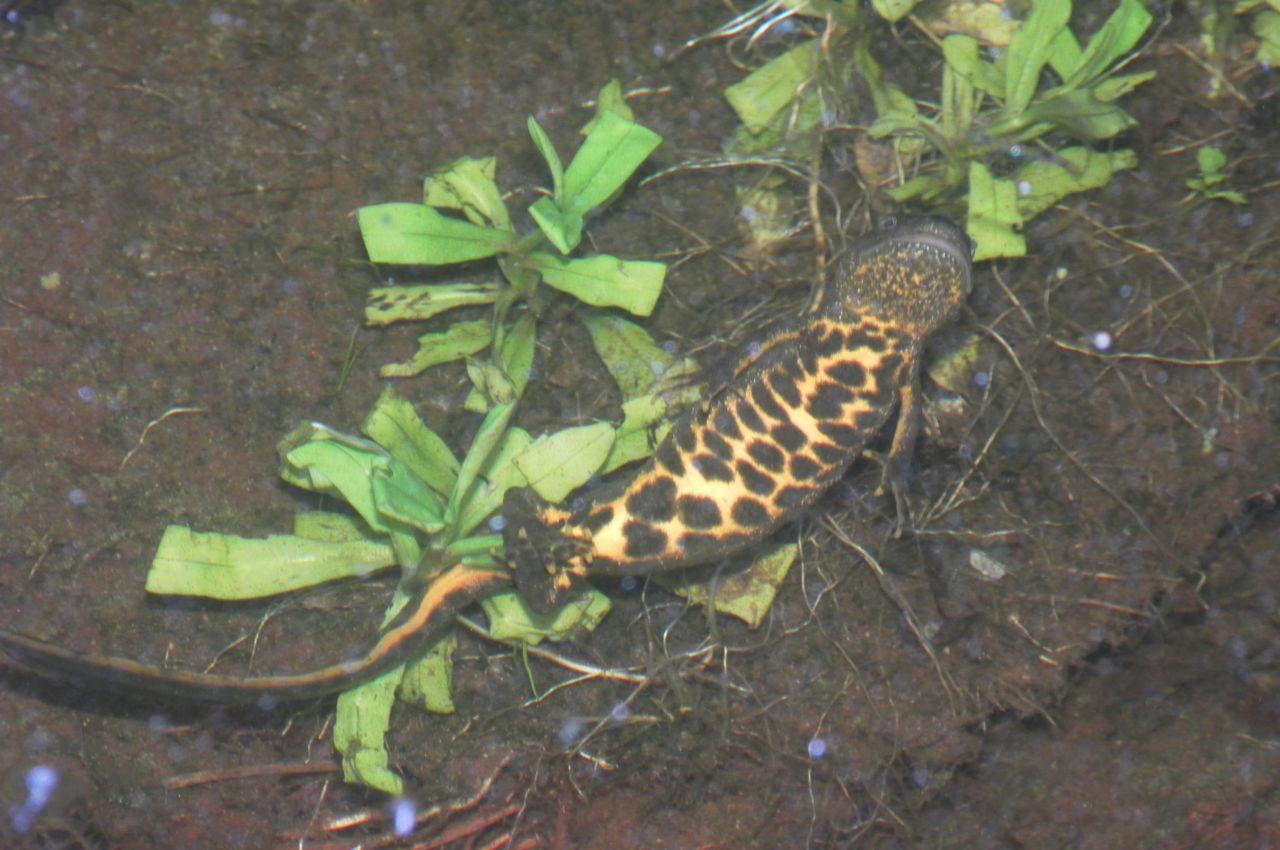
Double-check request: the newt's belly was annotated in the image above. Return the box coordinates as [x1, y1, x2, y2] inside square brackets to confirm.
[504, 215, 973, 612]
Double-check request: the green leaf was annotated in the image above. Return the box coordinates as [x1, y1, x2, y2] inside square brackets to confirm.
[372, 462, 446, 534]
[1092, 70, 1156, 102]
[284, 439, 388, 531]
[466, 356, 518, 406]
[528, 195, 583, 254]
[453, 426, 532, 539]
[497, 312, 536, 397]
[445, 401, 517, 536]
[528, 252, 664, 316]
[1254, 11, 1280, 68]
[479, 587, 612, 645]
[527, 116, 565, 200]
[334, 667, 403, 796]
[357, 203, 515, 265]
[1062, 0, 1153, 90]
[379, 318, 491, 379]
[579, 310, 673, 400]
[1045, 24, 1082, 80]
[364, 283, 500, 327]
[396, 631, 457, 713]
[599, 359, 703, 475]
[724, 41, 819, 133]
[1015, 146, 1137, 219]
[465, 312, 536, 412]
[361, 386, 460, 498]
[145, 525, 396, 599]
[1196, 145, 1229, 178]
[871, 0, 920, 22]
[851, 34, 922, 123]
[422, 155, 512, 231]
[660, 542, 797, 628]
[292, 510, 373, 543]
[561, 110, 662, 213]
[1022, 87, 1136, 140]
[580, 78, 633, 135]
[514, 422, 615, 503]
[1003, 0, 1071, 117]
[942, 34, 980, 138]
[600, 394, 671, 475]
[967, 161, 1025, 260]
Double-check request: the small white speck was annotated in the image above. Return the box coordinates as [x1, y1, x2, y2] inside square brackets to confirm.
[25, 765, 57, 805]
[76, 385, 95, 403]
[740, 205, 757, 223]
[652, 43, 666, 59]
[1090, 331, 1112, 352]
[1017, 180, 1032, 197]
[391, 798, 416, 836]
[67, 489, 88, 507]
[487, 514, 507, 532]
[609, 702, 629, 722]
[807, 737, 826, 759]
[973, 371, 990, 389]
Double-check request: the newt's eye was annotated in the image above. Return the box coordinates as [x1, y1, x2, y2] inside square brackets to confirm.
[878, 216, 897, 231]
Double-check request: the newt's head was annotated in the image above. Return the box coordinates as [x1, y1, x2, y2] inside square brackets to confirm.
[828, 216, 973, 336]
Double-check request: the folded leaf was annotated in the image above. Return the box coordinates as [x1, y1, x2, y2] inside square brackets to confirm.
[145, 526, 396, 599]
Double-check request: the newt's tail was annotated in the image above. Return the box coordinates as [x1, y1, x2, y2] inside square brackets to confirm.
[501, 487, 592, 614]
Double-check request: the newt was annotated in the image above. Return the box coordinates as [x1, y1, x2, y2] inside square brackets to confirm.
[0, 215, 971, 702]
[504, 215, 973, 612]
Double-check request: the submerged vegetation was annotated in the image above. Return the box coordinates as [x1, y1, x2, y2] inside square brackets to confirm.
[706, 0, 1155, 260]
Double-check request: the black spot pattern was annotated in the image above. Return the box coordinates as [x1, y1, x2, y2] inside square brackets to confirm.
[789, 454, 821, 481]
[750, 380, 787, 421]
[692, 453, 735, 482]
[843, 327, 878, 353]
[655, 438, 685, 477]
[735, 399, 767, 434]
[815, 326, 845, 357]
[623, 521, 668, 559]
[580, 506, 614, 533]
[807, 381, 855, 420]
[736, 460, 776, 496]
[767, 368, 802, 408]
[775, 484, 817, 511]
[712, 405, 742, 441]
[677, 495, 722, 529]
[746, 440, 785, 472]
[731, 497, 771, 529]
[817, 421, 864, 447]
[800, 346, 820, 375]
[811, 441, 846, 465]
[863, 379, 896, 409]
[673, 418, 696, 453]
[703, 430, 735, 461]
[826, 359, 866, 387]
[625, 476, 677, 522]
[854, 409, 887, 431]
[770, 423, 807, 452]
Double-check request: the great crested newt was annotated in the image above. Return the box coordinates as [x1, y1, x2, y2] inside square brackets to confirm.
[503, 214, 973, 612]
[0, 215, 972, 703]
